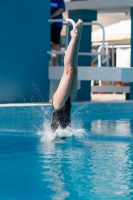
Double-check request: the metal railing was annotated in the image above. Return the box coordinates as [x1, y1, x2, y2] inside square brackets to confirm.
[91, 42, 131, 90]
[93, 42, 131, 67]
[47, 18, 75, 56]
[47, 18, 105, 57]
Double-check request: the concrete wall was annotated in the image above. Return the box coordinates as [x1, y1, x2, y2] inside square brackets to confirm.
[65, 0, 131, 13]
[0, 0, 50, 103]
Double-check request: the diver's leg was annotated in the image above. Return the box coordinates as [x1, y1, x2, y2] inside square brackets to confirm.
[51, 42, 60, 66]
[69, 26, 83, 103]
[53, 19, 83, 110]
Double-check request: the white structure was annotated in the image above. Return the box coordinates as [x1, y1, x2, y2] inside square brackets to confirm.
[92, 19, 131, 43]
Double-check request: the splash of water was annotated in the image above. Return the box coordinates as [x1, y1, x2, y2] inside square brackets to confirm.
[37, 121, 88, 143]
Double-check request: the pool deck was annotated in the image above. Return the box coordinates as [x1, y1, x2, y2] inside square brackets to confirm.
[0, 94, 128, 107]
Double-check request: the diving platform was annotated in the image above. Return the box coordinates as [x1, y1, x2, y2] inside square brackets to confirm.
[49, 67, 133, 82]
[48, 18, 133, 98]
[65, 0, 133, 12]
[49, 66, 132, 94]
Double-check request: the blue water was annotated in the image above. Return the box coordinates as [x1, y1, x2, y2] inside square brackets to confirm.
[1, 102, 133, 199]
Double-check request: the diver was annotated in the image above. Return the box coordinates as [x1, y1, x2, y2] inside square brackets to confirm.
[51, 19, 83, 133]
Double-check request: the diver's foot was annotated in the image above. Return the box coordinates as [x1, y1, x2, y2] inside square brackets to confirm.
[70, 19, 83, 39]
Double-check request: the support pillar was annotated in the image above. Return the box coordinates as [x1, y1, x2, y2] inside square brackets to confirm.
[130, 8, 133, 100]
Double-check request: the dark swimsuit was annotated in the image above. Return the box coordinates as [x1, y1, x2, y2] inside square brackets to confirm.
[51, 97, 71, 132]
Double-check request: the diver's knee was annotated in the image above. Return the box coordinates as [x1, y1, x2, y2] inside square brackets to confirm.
[66, 66, 73, 77]
[73, 67, 78, 75]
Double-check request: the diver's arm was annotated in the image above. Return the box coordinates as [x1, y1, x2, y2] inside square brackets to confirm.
[51, 8, 64, 18]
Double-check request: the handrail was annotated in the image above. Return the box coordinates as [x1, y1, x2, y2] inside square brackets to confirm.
[97, 43, 109, 86]
[83, 22, 105, 55]
[47, 19, 105, 56]
[47, 18, 75, 56]
[48, 18, 76, 29]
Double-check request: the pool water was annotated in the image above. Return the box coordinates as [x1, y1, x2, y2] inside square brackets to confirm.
[0, 102, 133, 199]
